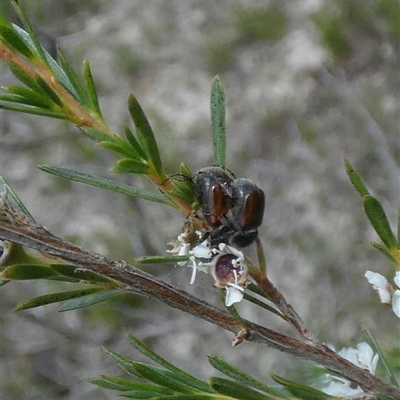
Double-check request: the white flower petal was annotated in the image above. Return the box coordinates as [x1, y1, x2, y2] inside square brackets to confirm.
[365, 271, 387, 287]
[365, 271, 391, 303]
[392, 290, 400, 318]
[394, 271, 400, 289]
[356, 342, 378, 373]
[189, 256, 198, 285]
[191, 240, 212, 258]
[225, 285, 244, 307]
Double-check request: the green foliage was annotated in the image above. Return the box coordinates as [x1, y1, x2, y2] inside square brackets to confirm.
[210, 76, 226, 167]
[345, 158, 400, 267]
[91, 333, 310, 399]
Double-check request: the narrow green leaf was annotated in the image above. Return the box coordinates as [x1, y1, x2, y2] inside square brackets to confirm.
[362, 325, 399, 387]
[50, 264, 118, 284]
[58, 288, 123, 311]
[132, 363, 195, 394]
[2, 86, 54, 109]
[180, 162, 193, 180]
[124, 396, 214, 400]
[123, 125, 148, 160]
[170, 178, 195, 203]
[87, 377, 132, 391]
[34, 75, 63, 106]
[13, 288, 105, 311]
[39, 165, 171, 205]
[80, 126, 118, 142]
[207, 355, 290, 398]
[135, 255, 190, 264]
[102, 347, 143, 378]
[57, 48, 87, 103]
[120, 390, 178, 399]
[125, 333, 213, 393]
[83, 59, 103, 118]
[370, 242, 398, 265]
[0, 101, 69, 119]
[270, 373, 333, 400]
[99, 140, 142, 159]
[364, 196, 398, 251]
[210, 76, 226, 167]
[7, 62, 42, 92]
[1, 264, 58, 280]
[11, 0, 49, 64]
[0, 176, 35, 221]
[111, 158, 150, 174]
[344, 157, 370, 197]
[0, 19, 33, 59]
[128, 94, 163, 174]
[89, 376, 176, 395]
[209, 377, 272, 400]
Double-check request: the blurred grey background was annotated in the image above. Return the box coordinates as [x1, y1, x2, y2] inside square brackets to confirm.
[1, 0, 399, 399]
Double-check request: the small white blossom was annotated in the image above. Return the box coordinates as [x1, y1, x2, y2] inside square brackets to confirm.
[365, 270, 400, 318]
[168, 233, 248, 307]
[318, 342, 378, 396]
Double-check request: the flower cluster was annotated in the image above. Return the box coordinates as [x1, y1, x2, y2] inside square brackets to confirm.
[365, 270, 400, 318]
[168, 232, 248, 307]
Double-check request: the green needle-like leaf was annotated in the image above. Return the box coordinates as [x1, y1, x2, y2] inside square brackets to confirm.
[39, 165, 172, 206]
[13, 287, 106, 311]
[370, 242, 398, 264]
[362, 325, 399, 387]
[128, 94, 163, 174]
[123, 125, 148, 160]
[50, 264, 119, 284]
[98, 140, 142, 159]
[58, 288, 123, 311]
[270, 373, 333, 400]
[1, 264, 58, 280]
[125, 333, 213, 393]
[34, 75, 64, 106]
[207, 355, 289, 398]
[11, 0, 49, 64]
[57, 48, 87, 103]
[83, 59, 103, 118]
[364, 195, 398, 252]
[88, 376, 174, 394]
[0, 101, 69, 119]
[0, 16, 33, 59]
[7, 62, 42, 92]
[102, 347, 143, 378]
[209, 377, 273, 400]
[131, 363, 196, 394]
[3, 86, 54, 109]
[210, 76, 226, 167]
[111, 158, 151, 174]
[344, 157, 370, 197]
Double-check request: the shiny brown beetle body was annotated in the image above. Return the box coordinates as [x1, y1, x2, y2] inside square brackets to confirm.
[194, 167, 265, 247]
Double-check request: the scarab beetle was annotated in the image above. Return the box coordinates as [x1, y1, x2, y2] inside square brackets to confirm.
[194, 167, 265, 247]
[193, 166, 234, 227]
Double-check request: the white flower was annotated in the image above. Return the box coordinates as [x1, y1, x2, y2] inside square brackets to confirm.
[204, 243, 248, 307]
[318, 342, 378, 396]
[365, 270, 400, 318]
[168, 234, 248, 307]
